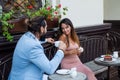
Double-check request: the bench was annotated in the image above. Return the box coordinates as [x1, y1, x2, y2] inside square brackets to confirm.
[79, 46, 108, 76]
[78, 35, 108, 79]
[84, 61, 108, 75]
[84, 61, 108, 80]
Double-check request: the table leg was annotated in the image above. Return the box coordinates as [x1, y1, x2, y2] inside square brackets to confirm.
[107, 66, 110, 80]
[118, 66, 120, 78]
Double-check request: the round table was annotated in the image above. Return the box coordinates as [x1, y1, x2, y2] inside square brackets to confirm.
[48, 72, 87, 80]
[94, 57, 120, 80]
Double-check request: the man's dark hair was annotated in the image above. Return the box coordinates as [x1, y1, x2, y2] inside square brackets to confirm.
[27, 16, 46, 33]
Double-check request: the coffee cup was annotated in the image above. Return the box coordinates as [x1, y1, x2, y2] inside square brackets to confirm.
[113, 51, 119, 58]
[69, 67, 77, 78]
[79, 46, 84, 52]
[54, 41, 60, 47]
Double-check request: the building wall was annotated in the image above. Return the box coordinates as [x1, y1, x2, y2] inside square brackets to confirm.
[60, 0, 103, 27]
[104, 0, 120, 20]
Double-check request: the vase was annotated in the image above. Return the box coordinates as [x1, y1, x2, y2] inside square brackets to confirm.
[0, 17, 27, 35]
[46, 18, 59, 30]
[0, 17, 59, 36]
[8, 17, 27, 34]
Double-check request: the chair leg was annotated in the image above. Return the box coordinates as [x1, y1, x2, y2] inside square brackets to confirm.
[118, 66, 120, 78]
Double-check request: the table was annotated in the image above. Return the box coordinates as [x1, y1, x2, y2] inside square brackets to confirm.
[94, 57, 120, 80]
[48, 72, 87, 80]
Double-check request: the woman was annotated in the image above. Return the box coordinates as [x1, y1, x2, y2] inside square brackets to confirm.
[8, 16, 66, 80]
[58, 18, 97, 80]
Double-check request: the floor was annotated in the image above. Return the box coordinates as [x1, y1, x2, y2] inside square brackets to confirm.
[96, 66, 120, 80]
[111, 76, 120, 80]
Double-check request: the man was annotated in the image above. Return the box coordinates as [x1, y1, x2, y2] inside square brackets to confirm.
[8, 16, 66, 80]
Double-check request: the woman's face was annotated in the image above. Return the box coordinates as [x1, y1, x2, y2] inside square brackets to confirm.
[61, 23, 71, 35]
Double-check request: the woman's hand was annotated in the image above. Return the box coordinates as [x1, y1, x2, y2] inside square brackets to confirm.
[77, 47, 84, 56]
[73, 48, 80, 55]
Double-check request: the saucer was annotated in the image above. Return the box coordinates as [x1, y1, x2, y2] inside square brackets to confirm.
[56, 69, 70, 75]
[101, 55, 113, 58]
[99, 58, 117, 62]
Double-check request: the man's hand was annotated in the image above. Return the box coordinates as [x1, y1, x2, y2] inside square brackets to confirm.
[46, 38, 54, 43]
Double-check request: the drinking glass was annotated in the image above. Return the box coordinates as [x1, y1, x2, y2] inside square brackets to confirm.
[113, 51, 119, 58]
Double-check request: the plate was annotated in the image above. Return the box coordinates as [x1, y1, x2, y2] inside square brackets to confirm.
[99, 58, 117, 62]
[56, 69, 70, 75]
[101, 55, 113, 58]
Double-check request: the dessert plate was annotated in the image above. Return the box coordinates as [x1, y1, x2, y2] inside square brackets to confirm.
[101, 55, 113, 58]
[56, 69, 70, 75]
[99, 58, 117, 62]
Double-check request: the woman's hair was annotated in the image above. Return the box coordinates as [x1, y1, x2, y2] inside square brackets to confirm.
[25, 16, 46, 33]
[58, 18, 80, 46]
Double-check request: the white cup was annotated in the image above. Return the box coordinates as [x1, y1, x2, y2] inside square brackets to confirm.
[54, 41, 60, 47]
[113, 51, 119, 58]
[79, 47, 84, 53]
[69, 67, 77, 78]
[71, 67, 77, 71]
[70, 70, 77, 78]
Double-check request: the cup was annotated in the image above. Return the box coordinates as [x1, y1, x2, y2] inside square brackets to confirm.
[70, 70, 77, 78]
[113, 51, 119, 58]
[79, 46, 84, 53]
[54, 41, 60, 47]
[69, 67, 77, 78]
[71, 67, 77, 71]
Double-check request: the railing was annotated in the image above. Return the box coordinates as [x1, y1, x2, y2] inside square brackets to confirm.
[78, 35, 108, 63]
[107, 31, 120, 52]
[42, 43, 58, 60]
[0, 0, 42, 11]
[0, 43, 58, 80]
[0, 54, 12, 80]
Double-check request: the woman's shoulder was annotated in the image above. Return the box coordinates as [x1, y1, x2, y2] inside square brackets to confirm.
[60, 34, 66, 38]
[59, 34, 66, 41]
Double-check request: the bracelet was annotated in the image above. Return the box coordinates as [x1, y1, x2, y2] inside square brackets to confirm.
[59, 49, 65, 53]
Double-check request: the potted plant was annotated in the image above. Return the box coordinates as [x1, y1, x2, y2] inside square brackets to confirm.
[0, 10, 28, 41]
[0, 10, 14, 41]
[25, 1, 68, 29]
[0, 0, 68, 41]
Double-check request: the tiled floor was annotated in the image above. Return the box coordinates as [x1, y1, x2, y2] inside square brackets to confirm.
[96, 74, 120, 80]
[96, 67, 120, 80]
[111, 76, 120, 80]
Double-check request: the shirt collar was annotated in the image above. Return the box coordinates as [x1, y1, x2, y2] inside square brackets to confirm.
[25, 31, 43, 43]
[25, 31, 38, 40]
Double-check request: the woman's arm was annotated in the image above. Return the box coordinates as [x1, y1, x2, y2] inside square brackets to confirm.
[59, 34, 67, 43]
[64, 48, 80, 55]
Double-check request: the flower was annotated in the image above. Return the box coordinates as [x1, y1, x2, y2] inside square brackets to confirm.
[0, 0, 68, 41]
[25, 1, 68, 20]
[27, 5, 33, 9]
